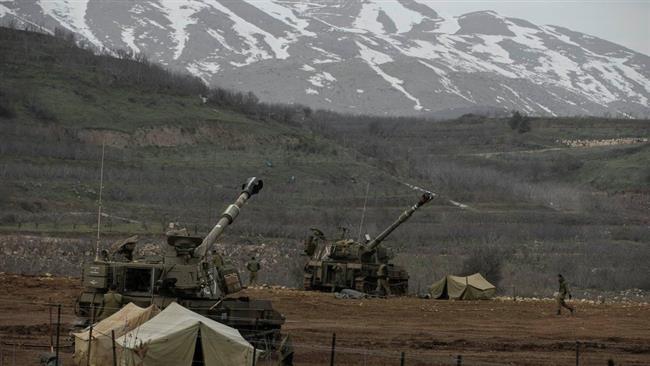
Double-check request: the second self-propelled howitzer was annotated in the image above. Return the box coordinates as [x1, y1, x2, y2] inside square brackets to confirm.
[303, 193, 433, 295]
[75, 178, 284, 347]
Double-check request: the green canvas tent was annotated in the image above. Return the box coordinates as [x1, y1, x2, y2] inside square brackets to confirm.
[116, 302, 257, 366]
[73, 303, 159, 366]
[429, 273, 496, 300]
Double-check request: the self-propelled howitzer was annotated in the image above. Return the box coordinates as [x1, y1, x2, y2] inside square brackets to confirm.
[303, 193, 433, 295]
[75, 178, 284, 347]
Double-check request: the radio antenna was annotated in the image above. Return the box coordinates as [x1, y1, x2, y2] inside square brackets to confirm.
[357, 182, 370, 241]
[94, 141, 105, 261]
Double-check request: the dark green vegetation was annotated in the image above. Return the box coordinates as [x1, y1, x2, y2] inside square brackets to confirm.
[1, 27, 648, 296]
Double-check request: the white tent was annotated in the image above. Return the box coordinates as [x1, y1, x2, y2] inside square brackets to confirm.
[116, 302, 257, 366]
[73, 303, 159, 366]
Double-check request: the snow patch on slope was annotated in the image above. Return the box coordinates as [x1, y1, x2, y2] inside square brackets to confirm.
[308, 71, 336, 88]
[431, 12, 461, 34]
[203, 0, 290, 65]
[39, 0, 102, 48]
[159, 0, 205, 60]
[187, 60, 221, 83]
[242, 0, 315, 37]
[207, 28, 235, 52]
[505, 19, 546, 50]
[541, 25, 581, 47]
[0, 3, 11, 17]
[354, 0, 425, 34]
[419, 60, 474, 103]
[311, 46, 342, 64]
[357, 41, 422, 110]
[473, 35, 512, 64]
[122, 27, 140, 54]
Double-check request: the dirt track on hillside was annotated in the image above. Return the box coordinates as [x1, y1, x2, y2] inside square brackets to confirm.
[0, 274, 648, 365]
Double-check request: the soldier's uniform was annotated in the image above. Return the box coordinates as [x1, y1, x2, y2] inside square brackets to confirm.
[332, 263, 345, 291]
[556, 275, 574, 315]
[166, 222, 189, 237]
[98, 288, 123, 320]
[110, 235, 138, 262]
[212, 251, 225, 269]
[304, 235, 317, 256]
[376, 263, 392, 297]
[246, 257, 261, 286]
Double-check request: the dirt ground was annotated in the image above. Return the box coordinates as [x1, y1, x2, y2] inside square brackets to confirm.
[0, 274, 648, 366]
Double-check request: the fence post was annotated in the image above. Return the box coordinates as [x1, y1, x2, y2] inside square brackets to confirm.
[330, 333, 336, 366]
[575, 341, 580, 366]
[400, 351, 405, 366]
[49, 298, 53, 351]
[55, 304, 61, 366]
[111, 330, 117, 366]
[251, 344, 256, 366]
[456, 354, 462, 366]
[87, 325, 94, 366]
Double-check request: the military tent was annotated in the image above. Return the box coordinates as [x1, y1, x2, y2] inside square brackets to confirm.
[73, 303, 159, 366]
[429, 273, 496, 300]
[116, 302, 257, 366]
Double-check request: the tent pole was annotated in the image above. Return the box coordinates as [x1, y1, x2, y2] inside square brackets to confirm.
[86, 325, 93, 366]
[49, 298, 53, 352]
[112, 330, 117, 366]
[55, 304, 61, 366]
[330, 333, 336, 366]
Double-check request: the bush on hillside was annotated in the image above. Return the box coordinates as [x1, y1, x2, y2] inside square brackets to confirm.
[462, 244, 509, 287]
[509, 110, 531, 133]
[0, 91, 16, 119]
[25, 95, 57, 121]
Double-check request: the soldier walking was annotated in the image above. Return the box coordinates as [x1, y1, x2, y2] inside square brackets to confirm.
[556, 274, 575, 315]
[376, 263, 392, 297]
[98, 283, 123, 320]
[246, 256, 261, 286]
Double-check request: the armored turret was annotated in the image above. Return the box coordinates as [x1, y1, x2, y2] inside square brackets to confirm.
[365, 193, 432, 252]
[75, 177, 284, 348]
[303, 193, 433, 295]
[194, 177, 263, 259]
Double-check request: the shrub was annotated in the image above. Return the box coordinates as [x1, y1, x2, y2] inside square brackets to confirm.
[462, 245, 508, 287]
[508, 110, 531, 133]
[25, 96, 57, 121]
[0, 100, 15, 118]
[0, 88, 16, 118]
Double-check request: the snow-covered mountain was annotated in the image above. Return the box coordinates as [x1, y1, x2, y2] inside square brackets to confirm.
[2, 0, 649, 117]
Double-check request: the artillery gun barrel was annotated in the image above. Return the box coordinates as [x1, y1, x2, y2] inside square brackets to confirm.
[193, 177, 263, 259]
[366, 193, 433, 252]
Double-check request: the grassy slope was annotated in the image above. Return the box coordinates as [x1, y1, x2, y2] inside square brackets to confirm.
[0, 27, 406, 238]
[0, 27, 648, 293]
